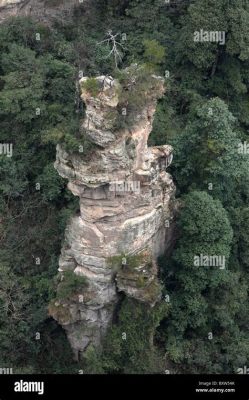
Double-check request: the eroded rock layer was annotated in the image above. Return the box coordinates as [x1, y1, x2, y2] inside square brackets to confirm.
[50, 68, 176, 359]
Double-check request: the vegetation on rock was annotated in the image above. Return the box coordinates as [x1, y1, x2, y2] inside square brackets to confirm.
[1, 0, 249, 373]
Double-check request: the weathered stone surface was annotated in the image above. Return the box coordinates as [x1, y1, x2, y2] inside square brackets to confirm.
[0, 0, 85, 23]
[115, 251, 162, 307]
[50, 68, 176, 359]
[0, 0, 22, 6]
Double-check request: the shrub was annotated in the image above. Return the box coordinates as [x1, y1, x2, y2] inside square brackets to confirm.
[81, 78, 100, 97]
[56, 271, 87, 300]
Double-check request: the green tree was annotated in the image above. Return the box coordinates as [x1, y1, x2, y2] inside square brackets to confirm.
[171, 98, 249, 207]
[143, 39, 165, 72]
[160, 191, 249, 373]
[85, 298, 169, 374]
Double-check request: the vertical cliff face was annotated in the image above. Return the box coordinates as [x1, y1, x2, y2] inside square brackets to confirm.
[50, 66, 176, 359]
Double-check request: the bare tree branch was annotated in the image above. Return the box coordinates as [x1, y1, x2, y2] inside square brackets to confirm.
[97, 30, 124, 68]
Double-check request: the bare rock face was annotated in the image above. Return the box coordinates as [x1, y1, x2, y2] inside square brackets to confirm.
[0, 0, 22, 6]
[50, 66, 176, 359]
[0, 0, 83, 23]
[0, 0, 23, 19]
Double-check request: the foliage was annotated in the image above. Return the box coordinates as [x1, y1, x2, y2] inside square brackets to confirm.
[83, 298, 169, 374]
[159, 190, 249, 373]
[56, 271, 87, 301]
[81, 78, 100, 97]
[1, 0, 249, 375]
[171, 97, 249, 206]
[107, 252, 150, 271]
[143, 39, 166, 72]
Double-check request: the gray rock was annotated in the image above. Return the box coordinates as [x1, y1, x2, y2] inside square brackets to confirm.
[50, 70, 176, 360]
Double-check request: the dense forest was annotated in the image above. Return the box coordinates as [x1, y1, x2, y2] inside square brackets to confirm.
[0, 0, 249, 374]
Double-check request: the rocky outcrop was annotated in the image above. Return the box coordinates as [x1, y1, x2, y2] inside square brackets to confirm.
[0, 0, 84, 23]
[0, 0, 24, 20]
[50, 66, 176, 359]
[0, 0, 22, 6]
